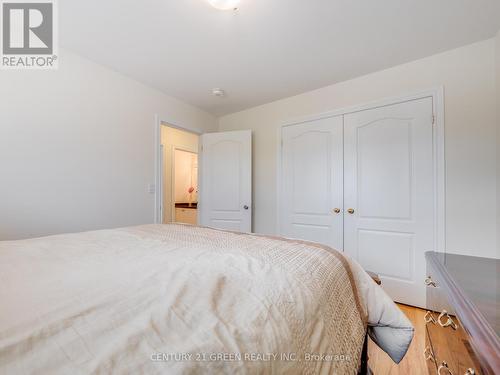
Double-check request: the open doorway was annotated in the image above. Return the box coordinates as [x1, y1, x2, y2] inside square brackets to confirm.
[156, 120, 252, 232]
[160, 125, 199, 225]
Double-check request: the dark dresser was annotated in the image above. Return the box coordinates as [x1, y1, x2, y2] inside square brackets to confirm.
[425, 252, 499, 375]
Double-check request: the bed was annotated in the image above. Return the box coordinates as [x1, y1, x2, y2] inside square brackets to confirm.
[0, 224, 413, 374]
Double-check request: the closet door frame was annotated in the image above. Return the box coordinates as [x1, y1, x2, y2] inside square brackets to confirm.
[276, 87, 445, 254]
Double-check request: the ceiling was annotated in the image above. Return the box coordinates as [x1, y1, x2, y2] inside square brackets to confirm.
[60, 0, 500, 116]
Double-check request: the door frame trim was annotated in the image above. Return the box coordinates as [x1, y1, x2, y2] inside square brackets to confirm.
[276, 87, 445, 253]
[154, 115, 202, 224]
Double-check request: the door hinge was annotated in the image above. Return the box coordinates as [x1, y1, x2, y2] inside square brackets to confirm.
[432, 114, 436, 125]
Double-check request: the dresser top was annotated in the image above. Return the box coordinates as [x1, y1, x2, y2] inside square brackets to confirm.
[430, 252, 499, 336]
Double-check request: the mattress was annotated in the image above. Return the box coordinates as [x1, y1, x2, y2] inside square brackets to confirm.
[0, 224, 413, 374]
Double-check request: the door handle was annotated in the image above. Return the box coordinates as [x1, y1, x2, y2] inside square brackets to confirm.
[424, 311, 437, 324]
[243, 205, 249, 210]
[437, 361, 453, 375]
[347, 208, 355, 214]
[438, 310, 457, 330]
[423, 346, 435, 363]
[425, 276, 437, 287]
[333, 208, 341, 214]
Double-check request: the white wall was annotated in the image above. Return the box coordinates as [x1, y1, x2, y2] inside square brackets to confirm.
[0, 48, 216, 240]
[219, 39, 498, 259]
[160, 126, 199, 223]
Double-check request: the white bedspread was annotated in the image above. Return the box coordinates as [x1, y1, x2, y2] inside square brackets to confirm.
[0, 224, 413, 374]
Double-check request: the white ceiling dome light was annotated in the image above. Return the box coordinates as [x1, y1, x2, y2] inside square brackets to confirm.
[207, 0, 241, 11]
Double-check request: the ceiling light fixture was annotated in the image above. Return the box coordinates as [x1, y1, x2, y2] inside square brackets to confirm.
[207, 0, 241, 11]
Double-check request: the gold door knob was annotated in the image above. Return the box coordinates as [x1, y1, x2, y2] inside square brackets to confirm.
[347, 208, 355, 214]
[333, 208, 341, 214]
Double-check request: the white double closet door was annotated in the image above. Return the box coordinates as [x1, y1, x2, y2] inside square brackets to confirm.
[281, 97, 434, 307]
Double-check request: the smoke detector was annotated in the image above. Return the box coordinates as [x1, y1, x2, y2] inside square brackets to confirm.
[212, 88, 226, 97]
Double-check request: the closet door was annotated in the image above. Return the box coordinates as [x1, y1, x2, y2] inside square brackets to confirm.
[281, 116, 343, 250]
[344, 97, 434, 308]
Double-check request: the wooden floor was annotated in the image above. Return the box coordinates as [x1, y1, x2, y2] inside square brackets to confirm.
[368, 303, 427, 375]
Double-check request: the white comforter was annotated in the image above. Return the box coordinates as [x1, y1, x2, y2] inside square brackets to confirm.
[0, 224, 413, 374]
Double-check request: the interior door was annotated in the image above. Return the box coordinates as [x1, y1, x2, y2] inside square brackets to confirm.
[199, 130, 252, 232]
[344, 97, 434, 307]
[280, 116, 344, 250]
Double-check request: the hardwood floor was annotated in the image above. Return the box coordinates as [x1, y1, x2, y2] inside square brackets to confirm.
[368, 303, 427, 375]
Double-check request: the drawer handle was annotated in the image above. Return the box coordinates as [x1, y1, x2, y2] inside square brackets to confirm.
[438, 361, 453, 375]
[438, 310, 457, 330]
[464, 369, 475, 375]
[423, 346, 435, 362]
[424, 311, 437, 324]
[425, 276, 437, 287]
